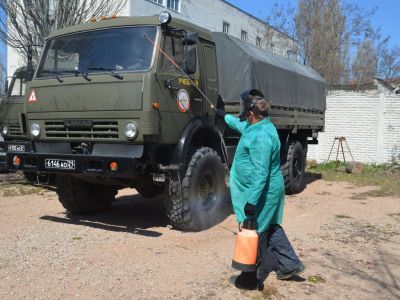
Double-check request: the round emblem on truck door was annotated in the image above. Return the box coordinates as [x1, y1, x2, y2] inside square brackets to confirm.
[177, 89, 190, 112]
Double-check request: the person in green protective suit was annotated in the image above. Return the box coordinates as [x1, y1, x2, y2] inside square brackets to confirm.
[215, 89, 304, 290]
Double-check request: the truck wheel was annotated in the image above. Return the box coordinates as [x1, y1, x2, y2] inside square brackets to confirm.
[282, 141, 306, 194]
[135, 177, 164, 198]
[56, 175, 117, 214]
[164, 147, 227, 231]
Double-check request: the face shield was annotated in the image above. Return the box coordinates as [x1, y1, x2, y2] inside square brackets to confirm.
[239, 89, 265, 121]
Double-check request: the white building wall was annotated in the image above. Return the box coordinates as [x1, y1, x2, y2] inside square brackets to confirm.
[130, 0, 295, 57]
[308, 88, 400, 164]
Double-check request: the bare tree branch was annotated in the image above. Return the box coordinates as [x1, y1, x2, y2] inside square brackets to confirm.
[1, 0, 127, 63]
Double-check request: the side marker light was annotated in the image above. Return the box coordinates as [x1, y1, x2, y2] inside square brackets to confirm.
[153, 102, 160, 110]
[109, 162, 118, 172]
[13, 156, 22, 167]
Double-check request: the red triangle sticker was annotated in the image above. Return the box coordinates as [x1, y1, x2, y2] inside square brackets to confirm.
[28, 90, 38, 103]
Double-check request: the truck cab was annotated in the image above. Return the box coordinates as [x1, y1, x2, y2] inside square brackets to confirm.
[0, 67, 31, 172]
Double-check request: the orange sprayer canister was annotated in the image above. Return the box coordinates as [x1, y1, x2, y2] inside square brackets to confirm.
[232, 219, 259, 272]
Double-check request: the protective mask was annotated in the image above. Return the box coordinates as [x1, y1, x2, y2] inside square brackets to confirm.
[239, 89, 265, 121]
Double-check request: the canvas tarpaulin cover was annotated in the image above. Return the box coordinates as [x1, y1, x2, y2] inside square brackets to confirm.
[212, 32, 326, 111]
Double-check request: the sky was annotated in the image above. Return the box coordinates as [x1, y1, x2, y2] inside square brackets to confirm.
[226, 0, 400, 48]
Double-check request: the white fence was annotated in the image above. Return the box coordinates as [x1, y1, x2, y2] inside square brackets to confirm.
[308, 88, 400, 164]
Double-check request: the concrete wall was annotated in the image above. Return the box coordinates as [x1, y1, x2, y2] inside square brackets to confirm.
[308, 87, 400, 164]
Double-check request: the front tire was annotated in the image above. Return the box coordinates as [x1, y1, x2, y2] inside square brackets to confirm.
[281, 141, 306, 194]
[164, 147, 228, 231]
[56, 175, 117, 214]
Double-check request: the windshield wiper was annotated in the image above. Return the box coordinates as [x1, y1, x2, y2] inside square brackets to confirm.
[87, 67, 124, 80]
[41, 70, 64, 83]
[62, 70, 91, 82]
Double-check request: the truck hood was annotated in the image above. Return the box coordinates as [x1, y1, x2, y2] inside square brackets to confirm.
[27, 75, 144, 113]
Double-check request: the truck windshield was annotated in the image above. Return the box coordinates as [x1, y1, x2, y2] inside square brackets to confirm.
[9, 75, 27, 97]
[37, 26, 157, 78]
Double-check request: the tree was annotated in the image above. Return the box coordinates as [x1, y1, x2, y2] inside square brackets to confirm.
[376, 37, 400, 80]
[352, 39, 376, 85]
[0, 0, 127, 63]
[252, 2, 299, 57]
[264, 0, 378, 85]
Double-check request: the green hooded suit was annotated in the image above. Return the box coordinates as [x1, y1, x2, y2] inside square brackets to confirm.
[224, 114, 285, 233]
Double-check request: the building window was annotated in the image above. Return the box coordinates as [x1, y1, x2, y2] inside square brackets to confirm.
[287, 50, 297, 61]
[167, 0, 180, 12]
[256, 37, 262, 47]
[149, 0, 164, 5]
[241, 30, 248, 42]
[223, 22, 230, 34]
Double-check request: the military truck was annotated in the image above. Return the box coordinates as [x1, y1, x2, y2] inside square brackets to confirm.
[7, 12, 325, 230]
[0, 66, 31, 174]
[0, 66, 51, 182]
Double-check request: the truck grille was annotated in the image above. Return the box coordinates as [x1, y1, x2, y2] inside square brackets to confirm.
[9, 122, 24, 136]
[45, 120, 119, 139]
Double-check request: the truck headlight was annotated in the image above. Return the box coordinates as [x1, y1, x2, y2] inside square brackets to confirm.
[30, 123, 41, 138]
[1, 125, 8, 136]
[124, 122, 138, 140]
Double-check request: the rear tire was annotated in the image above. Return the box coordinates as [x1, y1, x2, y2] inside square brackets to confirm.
[164, 147, 228, 231]
[56, 175, 117, 214]
[281, 141, 306, 194]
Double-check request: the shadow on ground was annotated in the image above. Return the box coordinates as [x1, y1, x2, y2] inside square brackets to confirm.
[304, 172, 322, 186]
[40, 193, 168, 237]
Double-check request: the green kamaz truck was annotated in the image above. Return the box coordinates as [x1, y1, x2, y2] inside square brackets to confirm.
[0, 66, 51, 182]
[7, 12, 325, 230]
[0, 67, 31, 173]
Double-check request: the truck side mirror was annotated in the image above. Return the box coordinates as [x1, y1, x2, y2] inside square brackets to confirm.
[185, 47, 197, 75]
[182, 31, 198, 46]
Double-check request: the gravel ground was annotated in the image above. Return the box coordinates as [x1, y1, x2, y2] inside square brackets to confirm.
[0, 174, 399, 299]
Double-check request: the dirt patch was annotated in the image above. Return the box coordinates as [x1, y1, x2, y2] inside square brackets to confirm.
[0, 173, 49, 197]
[0, 178, 399, 299]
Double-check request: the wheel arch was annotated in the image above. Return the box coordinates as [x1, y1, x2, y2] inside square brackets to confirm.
[172, 118, 226, 169]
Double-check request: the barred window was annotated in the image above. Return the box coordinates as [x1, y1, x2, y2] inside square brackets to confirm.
[167, 0, 180, 12]
[223, 22, 230, 34]
[241, 30, 248, 42]
[256, 37, 262, 47]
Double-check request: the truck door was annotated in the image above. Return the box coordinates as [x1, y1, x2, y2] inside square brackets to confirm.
[201, 42, 218, 111]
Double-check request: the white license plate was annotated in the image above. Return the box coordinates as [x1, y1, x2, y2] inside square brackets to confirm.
[45, 159, 75, 170]
[8, 144, 25, 152]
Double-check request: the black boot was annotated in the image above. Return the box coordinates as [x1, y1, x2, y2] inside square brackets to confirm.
[276, 263, 305, 280]
[234, 271, 258, 290]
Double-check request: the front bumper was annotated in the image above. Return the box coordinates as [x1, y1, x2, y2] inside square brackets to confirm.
[1, 140, 32, 171]
[6, 152, 142, 178]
